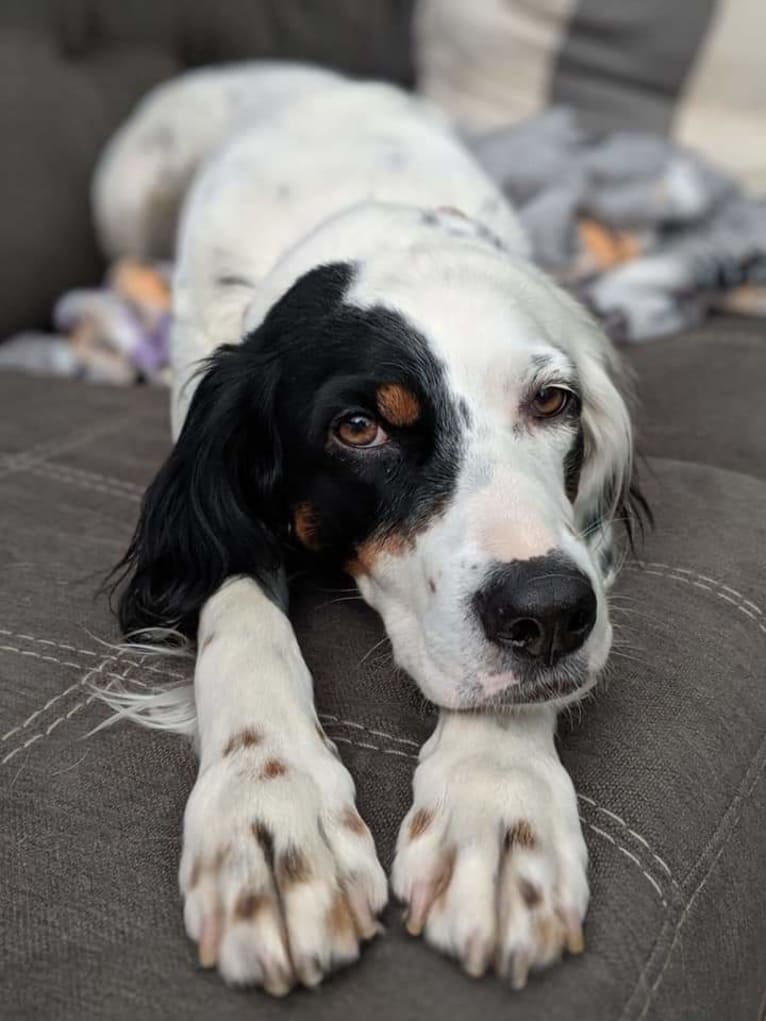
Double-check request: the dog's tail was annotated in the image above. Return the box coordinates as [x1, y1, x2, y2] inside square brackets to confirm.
[92, 62, 342, 261]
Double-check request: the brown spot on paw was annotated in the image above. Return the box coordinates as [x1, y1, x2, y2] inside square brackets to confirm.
[519, 877, 543, 908]
[276, 847, 313, 888]
[223, 727, 261, 756]
[327, 889, 357, 941]
[213, 844, 231, 871]
[376, 383, 421, 427]
[432, 847, 457, 908]
[293, 501, 321, 550]
[253, 821, 275, 864]
[261, 758, 287, 780]
[197, 907, 224, 968]
[534, 911, 564, 956]
[505, 820, 538, 850]
[408, 807, 434, 841]
[199, 630, 216, 653]
[234, 890, 271, 921]
[341, 806, 369, 836]
[406, 846, 456, 934]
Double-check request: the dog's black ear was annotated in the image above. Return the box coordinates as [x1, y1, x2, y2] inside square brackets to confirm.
[615, 461, 653, 556]
[111, 342, 284, 639]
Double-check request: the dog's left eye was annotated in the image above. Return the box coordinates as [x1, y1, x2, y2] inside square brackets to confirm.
[333, 413, 389, 448]
[530, 386, 572, 419]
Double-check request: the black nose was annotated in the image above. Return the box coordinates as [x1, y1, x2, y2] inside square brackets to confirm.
[475, 556, 597, 666]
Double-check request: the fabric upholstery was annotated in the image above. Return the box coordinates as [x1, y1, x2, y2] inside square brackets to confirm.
[1, 319, 765, 1019]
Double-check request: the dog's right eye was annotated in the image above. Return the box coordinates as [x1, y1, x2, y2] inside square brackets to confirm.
[333, 412, 389, 449]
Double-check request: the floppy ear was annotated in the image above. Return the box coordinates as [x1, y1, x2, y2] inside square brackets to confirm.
[574, 351, 652, 578]
[111, 341, 285, 639]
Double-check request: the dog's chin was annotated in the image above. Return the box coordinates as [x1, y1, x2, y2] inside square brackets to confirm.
[390, 620, 612, 712]
[411, 652, 601, 712]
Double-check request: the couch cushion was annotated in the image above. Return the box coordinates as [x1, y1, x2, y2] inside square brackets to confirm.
[624, 316, 766, 480]
[1, 370, 764, 1020]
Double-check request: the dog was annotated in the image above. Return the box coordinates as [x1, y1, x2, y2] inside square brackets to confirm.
[98, 64, 647, 995]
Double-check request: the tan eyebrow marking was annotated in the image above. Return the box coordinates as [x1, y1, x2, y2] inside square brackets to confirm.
[376, 383, 421, 427]
[293, 501, 321, 550]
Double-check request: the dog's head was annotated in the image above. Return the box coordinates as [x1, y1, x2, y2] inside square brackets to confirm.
[116, 205, 647, 710]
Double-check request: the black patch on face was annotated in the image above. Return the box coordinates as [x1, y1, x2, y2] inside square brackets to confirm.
[564, 426, 585, 502]
[263, 264, 463, 559]
[111, 262, 463, 637]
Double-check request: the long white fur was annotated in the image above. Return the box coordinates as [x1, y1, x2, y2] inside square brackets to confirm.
[95, 64, 636, 991]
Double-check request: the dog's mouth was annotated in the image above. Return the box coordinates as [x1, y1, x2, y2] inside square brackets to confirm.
[447, 653, 595, 711]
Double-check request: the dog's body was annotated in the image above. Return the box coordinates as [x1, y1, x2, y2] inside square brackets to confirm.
[99, 65, 644, 994]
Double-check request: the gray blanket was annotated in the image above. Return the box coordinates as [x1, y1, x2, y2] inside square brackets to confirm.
[471, 108, 766, 342]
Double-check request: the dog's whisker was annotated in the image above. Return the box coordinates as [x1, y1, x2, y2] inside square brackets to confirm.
[358, 634, 391, 666]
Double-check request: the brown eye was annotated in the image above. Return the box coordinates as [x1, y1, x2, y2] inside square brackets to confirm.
[531, 386, 571, 419]
[334, 412, 389, 448]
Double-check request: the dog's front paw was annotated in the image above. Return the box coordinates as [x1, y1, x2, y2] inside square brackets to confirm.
[180, 729, 387, 994]
[392, 736, 588, 987]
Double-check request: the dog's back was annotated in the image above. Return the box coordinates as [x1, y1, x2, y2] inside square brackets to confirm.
[93, 65, 525, 434]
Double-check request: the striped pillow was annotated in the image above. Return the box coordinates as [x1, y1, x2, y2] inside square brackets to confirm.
[415, 0, 766, 193]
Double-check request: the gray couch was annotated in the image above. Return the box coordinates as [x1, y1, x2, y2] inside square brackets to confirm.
[1, 4, 764, 1019]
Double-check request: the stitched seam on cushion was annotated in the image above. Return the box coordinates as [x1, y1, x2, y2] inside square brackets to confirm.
[578, 818, 668, 907]
[635, 760, 766, 1021]
[23, 462, 145, 494]
[0, 638, 418, 751]
[20, 463, 142, 502]
[326, 733, 419, 762]
[577, 794, 678, 889]
[626, 563, 763, 616]
[0, 629, 187, 681]
[619, 729, 766, 1021]
[318, 713, 421, 748]
[0, 655, 139, 766]
[624, 564, 766, 634]
[0, 646, 168, 741]
[0, 415, 135, 481]
[633, 570, 766, 636]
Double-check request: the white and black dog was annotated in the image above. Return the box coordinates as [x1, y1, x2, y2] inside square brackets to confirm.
[98, 64, 648, 995]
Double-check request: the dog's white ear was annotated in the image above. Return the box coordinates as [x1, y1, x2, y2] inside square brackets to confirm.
[574, 344, 650, 579]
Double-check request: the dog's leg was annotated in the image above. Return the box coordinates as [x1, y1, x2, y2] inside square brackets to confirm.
[180, 577, 387, 994]
[392, 706, 588, 986]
